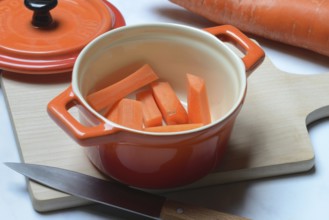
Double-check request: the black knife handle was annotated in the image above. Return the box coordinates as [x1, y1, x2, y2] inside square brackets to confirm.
[24, 0, 58, 28]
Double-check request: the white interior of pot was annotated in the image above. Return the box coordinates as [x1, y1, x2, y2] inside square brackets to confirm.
[73, 24, 246, 133]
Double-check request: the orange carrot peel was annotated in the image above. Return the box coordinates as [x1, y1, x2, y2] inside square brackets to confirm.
[170, 0, 329, 57]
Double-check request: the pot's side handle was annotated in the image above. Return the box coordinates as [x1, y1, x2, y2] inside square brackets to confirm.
[204, 25, 265, 76]
[47, 86, 118, 146]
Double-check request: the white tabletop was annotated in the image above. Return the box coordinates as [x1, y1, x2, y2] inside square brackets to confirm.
[1, 1, 329, 219]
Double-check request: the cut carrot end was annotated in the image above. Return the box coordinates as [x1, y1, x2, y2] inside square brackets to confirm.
[109, 98, 143, 130]
[187, 73, 211, 125]
[86, 64, 159, 112]
[151, 81, 188, 125]
[136, 89, 163, 127]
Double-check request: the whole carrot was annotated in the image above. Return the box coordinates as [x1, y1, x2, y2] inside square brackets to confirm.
[170, 0, 329, 57]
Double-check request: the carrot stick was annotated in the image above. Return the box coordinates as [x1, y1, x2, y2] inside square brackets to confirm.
[111, 98, 143, 130]
[144, 123, 203, 132]
[170, 0, 329, 57]
[86, 64, 159, 112]
[186, 73, 211, 125]
[136, 89, 163, 128]
[151, 81, 188, 125]
[105, 102, 119, 122]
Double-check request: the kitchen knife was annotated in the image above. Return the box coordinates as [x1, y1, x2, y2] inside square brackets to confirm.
[5, 162, 248, 220]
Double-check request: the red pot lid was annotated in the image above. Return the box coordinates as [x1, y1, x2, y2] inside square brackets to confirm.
[0, 0, 125, 74]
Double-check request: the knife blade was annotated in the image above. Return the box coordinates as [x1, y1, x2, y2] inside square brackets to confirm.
[5, 162, 248, 220]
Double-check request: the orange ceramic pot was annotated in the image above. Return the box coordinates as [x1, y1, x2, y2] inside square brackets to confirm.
[48, 24, 264, 189]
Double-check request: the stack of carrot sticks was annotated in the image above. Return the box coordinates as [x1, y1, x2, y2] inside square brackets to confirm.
[87, 64, 212, 132]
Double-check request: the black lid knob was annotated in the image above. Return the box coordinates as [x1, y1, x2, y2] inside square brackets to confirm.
[24, 0, 58, 28]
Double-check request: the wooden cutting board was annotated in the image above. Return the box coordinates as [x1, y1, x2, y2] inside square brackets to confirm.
[1, 56, 322, 212]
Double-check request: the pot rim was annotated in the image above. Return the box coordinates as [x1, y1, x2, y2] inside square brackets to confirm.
[72, 23, 247, 136]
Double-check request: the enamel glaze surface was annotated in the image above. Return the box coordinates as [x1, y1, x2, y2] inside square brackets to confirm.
[48, 23, 264, 189]
[0, 0, 123, 74]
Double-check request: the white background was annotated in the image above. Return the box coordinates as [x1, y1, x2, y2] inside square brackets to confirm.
[1, 1, 329, 219]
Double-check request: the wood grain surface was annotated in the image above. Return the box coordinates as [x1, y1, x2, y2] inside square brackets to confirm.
[1, 57, 321, 212]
